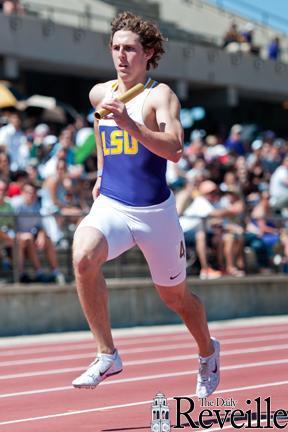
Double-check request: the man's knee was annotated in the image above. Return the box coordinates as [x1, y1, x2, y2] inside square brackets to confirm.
[73, 250, 97, 275]
[157, 285, 186, 313]
[73, 228, 107, 276]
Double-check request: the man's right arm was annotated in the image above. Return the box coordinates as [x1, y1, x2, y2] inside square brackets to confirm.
[89, 83, 106, 199]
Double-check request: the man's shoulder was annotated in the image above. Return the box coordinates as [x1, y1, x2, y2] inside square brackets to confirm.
[150, 82, 174, 97]
[148, 82, 179, 108]
[89, 80, 116, 108]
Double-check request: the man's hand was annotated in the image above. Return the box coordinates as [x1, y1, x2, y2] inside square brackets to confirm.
[92, 176, 102, 200]
[35, 231, 46, 250]
[101, 99, 133, 130]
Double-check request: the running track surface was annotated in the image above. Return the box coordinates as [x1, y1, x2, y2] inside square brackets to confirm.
[0, 316, 287, 431]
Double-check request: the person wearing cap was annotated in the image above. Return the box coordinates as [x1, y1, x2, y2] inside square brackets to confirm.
[246, 139, 263, 170]
[240, 23, 260, 55]
[225, 124, 246, 156]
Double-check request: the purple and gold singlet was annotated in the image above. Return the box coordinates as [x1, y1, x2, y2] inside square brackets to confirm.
[98, 78, 170, 206]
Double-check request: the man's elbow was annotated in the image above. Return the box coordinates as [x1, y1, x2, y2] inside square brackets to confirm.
[170, 146, 183, 163]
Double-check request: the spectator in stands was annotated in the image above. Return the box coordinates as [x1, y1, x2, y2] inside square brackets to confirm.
[42, 158, 83, 216]
[247, 139, 263, 169]
[185, 134, 205, 166]
[261, 140, 282, 175]
[179, 180, 223, 279]
[6, 169, 28, 198]
[269, 155, 288, 212]
[11, 182, 64, 283]
[2, 0, 25, 15]
[204, 134, 229, 165]
[175, 159, 208, 216]
[0, 178, 15, 250]
[240, 23, 254, 44]
[219, 187, 245, 276]
[41, 128, 83, 179]
[267, 37, 281, 60]
[220, 171, 241, 194]
[0, 178, 33, 277]
[0, 112, 29, 171]
[0, 150, 10, 183]
[29, 123, 50, 166]
[247, 160, 267, 195]
[235, 155, 249, 192]
[166, 159, 186, 191]
[246, 190, 288, 272]
[41, 158, 83, 243]
[240, 23, 260, 55]
[50, 128, 75, 165]
[225, 124, 246, 156]
[223, 22, 242, 48]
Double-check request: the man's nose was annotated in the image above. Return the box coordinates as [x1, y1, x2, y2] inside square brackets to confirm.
[119, 47, 126, 57]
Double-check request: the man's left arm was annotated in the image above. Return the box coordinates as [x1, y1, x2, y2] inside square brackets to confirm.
[101, 85, 183, 162]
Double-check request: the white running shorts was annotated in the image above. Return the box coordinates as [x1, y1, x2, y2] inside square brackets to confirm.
[76, 192, 186, 286]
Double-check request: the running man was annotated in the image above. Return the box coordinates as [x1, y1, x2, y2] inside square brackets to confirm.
[72, 11, 220, 398]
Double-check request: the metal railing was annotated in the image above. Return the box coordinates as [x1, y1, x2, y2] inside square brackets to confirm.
[22, 1, 110, 31]
[2, 1, 287, 61]
[1, 212, 287, 283]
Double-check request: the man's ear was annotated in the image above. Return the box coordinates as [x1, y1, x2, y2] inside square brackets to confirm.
[144, 48, 154, 61]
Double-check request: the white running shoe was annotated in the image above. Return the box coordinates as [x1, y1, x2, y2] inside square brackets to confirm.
[196, 337, 220, 398]
[72, 349, 123, 389]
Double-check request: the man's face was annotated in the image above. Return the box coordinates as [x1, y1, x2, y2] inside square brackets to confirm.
[111, 30, 152, 80]
[60, 130, 72, 148]
[10, 114, 22, 130]
[22, 186, 37, 205]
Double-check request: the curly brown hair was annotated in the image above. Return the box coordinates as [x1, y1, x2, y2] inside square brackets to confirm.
[110, 11, 165, 70]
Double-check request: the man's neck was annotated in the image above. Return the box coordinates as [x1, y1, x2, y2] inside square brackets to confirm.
[116, 74, 148, 94]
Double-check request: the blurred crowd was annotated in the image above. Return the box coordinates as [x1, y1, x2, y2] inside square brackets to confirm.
[223, 21, 281, 61]
[0, 110, 288, 282]
[167, 124, 288, 279]
[0, 110, 97, 282]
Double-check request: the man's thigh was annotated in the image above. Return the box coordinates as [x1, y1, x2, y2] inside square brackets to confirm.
[135, 202, 186, 287]
[76, 197, 135, 261]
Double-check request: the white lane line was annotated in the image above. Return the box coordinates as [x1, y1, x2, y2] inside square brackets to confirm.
[0, 334, 190, 357]
[0, 380, 287, 426]
[1, 330, 288, 358]
[1, 342, 288, 380]
[1, 319, 288, 351]
[1, 357, 288, 399]
[1, 338, 288, 368]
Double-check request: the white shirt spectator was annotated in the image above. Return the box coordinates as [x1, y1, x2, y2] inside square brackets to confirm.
[179, 196, 214, 233]
[0, 123, 28, 171]
[269, 159, 288, 208]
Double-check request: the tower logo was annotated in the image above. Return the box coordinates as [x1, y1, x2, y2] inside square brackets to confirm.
[151, 392, 170, 432]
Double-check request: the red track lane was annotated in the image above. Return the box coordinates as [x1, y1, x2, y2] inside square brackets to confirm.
[0, 319, 287, 431]
[1, 339, 288, 395]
